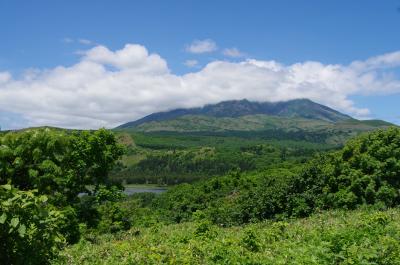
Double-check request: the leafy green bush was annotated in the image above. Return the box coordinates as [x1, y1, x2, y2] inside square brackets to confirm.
[0, 128, 124, 204]
[0, 128, 125, 263]
[149, 128, 400, 227]
[288, 127, 400, 215]
[0, 184, 65, 265]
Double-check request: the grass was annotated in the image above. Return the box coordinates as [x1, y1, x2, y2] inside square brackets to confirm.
[55, 207, 400, 264]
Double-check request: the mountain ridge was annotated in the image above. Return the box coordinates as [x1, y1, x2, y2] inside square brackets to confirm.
[117, 98, 353, 129]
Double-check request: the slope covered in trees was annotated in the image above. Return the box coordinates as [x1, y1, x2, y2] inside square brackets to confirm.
[1, 127, 400, 264]
[58, 127, 400, 264]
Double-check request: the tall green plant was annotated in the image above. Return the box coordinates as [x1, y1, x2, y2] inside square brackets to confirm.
[0, 184, 65, 265]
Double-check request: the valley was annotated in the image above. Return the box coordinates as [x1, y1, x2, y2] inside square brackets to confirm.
[1, 100, 399, 265]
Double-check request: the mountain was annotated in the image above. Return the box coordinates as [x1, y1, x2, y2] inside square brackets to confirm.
[118, 99, 352, 129]
[115, 99, 395, 145]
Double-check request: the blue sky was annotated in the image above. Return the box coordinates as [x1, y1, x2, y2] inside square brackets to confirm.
[0, 0, 399, 129]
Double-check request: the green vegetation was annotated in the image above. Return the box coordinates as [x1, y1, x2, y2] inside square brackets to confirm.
[111, 100, 392, 186]
[0, 128, 124, 264]
[1, 125, 400, 264]
[0, 185, 64, 264]
[148, 128, 400, 226]
[111, 130, 336, 185]
[56, 208, 400, 265]
[117, 99, 354, 129]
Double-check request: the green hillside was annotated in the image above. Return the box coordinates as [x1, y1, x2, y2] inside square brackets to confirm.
[3, 126, 400, 265]
[111, 107, 394, 185]
[129, 114, 392, 141]
[56, 128, 400, 265]
[116, 99, 393, 148]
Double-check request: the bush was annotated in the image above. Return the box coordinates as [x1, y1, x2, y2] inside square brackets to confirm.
[0, 184, 65, 265]
[0, 128, 124, 204]
[288, 128, 400, 215]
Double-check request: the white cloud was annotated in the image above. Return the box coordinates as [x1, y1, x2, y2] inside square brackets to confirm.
[186, 39, 217, 54]
[84, 44, 169, 73]
[222, 48, 246, 58]
[62, 38, 95, 45]
[183, 59, 199, 68]
[350, 51, 400, 71]
[0, 72, 11, 84]
[62, 37, 74, 43]
[0, 43, 399, 129]
[78, 39, 93, 45]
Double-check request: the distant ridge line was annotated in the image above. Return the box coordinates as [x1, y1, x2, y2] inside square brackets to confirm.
[116, 98, 352, 129]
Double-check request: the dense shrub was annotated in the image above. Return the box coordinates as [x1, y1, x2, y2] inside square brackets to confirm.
[288, 127, 400, 215]
[0, 128, 124, 263]
[152, 128, 400, 226]
[0, 184, 65, 265]
[56, 208, 400, 265]
[0, 128, 124, 204]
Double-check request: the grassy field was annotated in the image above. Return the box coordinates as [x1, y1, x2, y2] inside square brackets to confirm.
[55, 207, 400, 265]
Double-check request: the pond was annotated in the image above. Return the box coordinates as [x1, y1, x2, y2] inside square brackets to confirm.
[79, 185, 168, 197]
[123, 186, 167, 195]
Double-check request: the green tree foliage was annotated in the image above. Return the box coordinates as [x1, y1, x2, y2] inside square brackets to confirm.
[0, 128, 124, 264]
[289, 127, 400, 214]
[112, 147, 257, 185]
[152, 128, 400, 226]
[0, 184, 65, 265]
[0, 128, 124, 204]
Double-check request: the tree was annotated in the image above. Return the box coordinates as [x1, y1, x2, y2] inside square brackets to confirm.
[0, 128, 124, 205]
[288, 127, 400, 214]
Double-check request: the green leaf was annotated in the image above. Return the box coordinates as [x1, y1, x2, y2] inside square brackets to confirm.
[39, 195, 48, 203]
[2, 200, 11, 207]
[21, 202, 33, 208]
[0, 213, 7, 224]
[10, 217, 19, 228]
[18, 224, 26, 237]
[2, 184, 11, 190]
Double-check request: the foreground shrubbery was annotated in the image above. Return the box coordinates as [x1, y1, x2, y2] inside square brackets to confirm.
[0, 128, 124, 264]
[0, 185, 65, 265]
[55, 208, 400, 264]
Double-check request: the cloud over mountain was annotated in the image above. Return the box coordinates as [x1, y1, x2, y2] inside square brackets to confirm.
[0, 43, 399, 129]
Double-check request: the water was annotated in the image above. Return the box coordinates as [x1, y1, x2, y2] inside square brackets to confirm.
[124, 186, 167, 195]
[79, 186, 167, 197]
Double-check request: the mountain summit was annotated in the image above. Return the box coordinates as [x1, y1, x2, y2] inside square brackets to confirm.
[118, 99, 352, 129]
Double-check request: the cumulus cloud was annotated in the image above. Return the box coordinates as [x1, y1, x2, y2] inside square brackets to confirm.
[83, 44, 168, 73]
[222, 48, 246, 58]
[186, 39, 217, 54]
[0, 43, 399, 129]
[183, 59, 199, 68]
